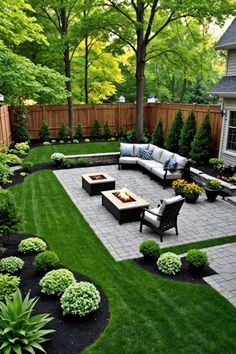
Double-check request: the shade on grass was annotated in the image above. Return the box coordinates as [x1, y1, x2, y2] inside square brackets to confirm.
[25, 141, 120, 165]
[11, 171, 236, 353]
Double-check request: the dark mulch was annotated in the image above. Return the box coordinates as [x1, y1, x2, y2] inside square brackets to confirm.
[1, 233, 110, 354]
[193, 164, 235, 180]
[135, 256, 217, 285]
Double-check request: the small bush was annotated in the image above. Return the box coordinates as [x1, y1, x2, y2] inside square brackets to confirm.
[75, 124, 83, 139]
[0, 288, 54, 354]
[139, 240, 161, 260]
[0, 256, 24, 274]
[51, 153, 65, 166]
[14, 107, 30, 142]
[34, 251, 60, 271]
[39, 268, 75, 296]
[58, 123, 69, 140]
[78, 157, 91, 166]
[91, 118, 101, 138]
[84, 138, 90, 143]
[151, 120, 164, 147]
[0, 188, 22, 235]
[209, 158, 225, 171]
[186, 249, 208, 269]
[43, 141, 51, 146]
[0, 163, 12, 185]
[21, 161, 33, 172]
[103, 120, 111, 139]
[39, 121, 50, 141]
[64, 159, 76, 168]
[18, 237, 47, 254]
[157, 252, 181, 275]
[4, 153, 22, 165]
[73, 139, 79, 143]
[60, 281, 101, 316]
[0, 274, 20, 301]
[0, 144, 8, 154]
[14, 142, 30, 153]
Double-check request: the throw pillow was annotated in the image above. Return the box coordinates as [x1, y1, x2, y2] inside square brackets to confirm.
[139, 148, 152, 160]
[163, 157, 177, 172]
[120, 146, 133, 157]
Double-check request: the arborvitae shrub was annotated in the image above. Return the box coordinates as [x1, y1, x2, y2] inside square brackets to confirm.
[164, 109, 183, 153]
[179, 110, 196, 157]
[190, 112, 212, 163]
[0, 188, 22, 236]
[91, 118, 101, 138]
[151, 120, 164, 147]
[14, 107, 30, 142]
[58, 123, 69, 140]
[75, 123, 83, 139]
[39, 121, 50, 141]
[103, 120, 111, 139]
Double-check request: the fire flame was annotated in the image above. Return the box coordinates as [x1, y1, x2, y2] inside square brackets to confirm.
[117, 188, 132, 202]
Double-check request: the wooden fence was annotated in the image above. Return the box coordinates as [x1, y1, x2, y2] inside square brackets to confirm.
[8, 102, 222, 153]
[0, 105, 12, 146]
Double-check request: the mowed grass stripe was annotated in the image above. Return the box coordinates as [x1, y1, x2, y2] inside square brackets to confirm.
[11, 171, 236, 354]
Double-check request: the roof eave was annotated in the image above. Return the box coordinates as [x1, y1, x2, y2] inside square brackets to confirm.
[215, 42, 236, 50]
[209, 91, 236, 97]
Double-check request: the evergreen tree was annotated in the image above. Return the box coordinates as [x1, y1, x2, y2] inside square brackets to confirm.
[91, 118, 101, 138]
[75, 123, 83, 139]
[39, 121, 50, 141]
[151, 120, 164, 147]
[14, 107, 30, 142]
[103, 120, 111, 139]
[190, 111, 212, 163]
[58, 123, 69, 140]
[179, 110, 196, 157]
[164, 109, 183, 153]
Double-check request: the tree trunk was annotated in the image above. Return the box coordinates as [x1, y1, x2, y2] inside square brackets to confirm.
[84, 36, 89, 104]
[180, 78, 187, 102]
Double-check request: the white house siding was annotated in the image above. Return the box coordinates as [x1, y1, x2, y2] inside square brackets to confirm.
[226, 49, 236, 76]
[220, 98, 236, 165]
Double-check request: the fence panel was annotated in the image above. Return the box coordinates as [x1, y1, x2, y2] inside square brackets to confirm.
[0, 105, 12, 146]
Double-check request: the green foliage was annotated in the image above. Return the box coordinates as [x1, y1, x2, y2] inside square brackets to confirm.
[64, 159, 76, 169]
[91, 119, 101, 138]
[0, 288, 54, 354]
[34, 251, 60, 272]
[2, 153, 22, 166]
[0, 274, 20, 301]
[209, 158, 225, 171]
[190, 112, 212, 163]
[139, 240, 161, 260]
[0, 145, 8, 154]
[18, 237, 47, 254]
[51, 153, 65, 165]
[165, 110, 183, 153]
[39, 268, 76, 296]
[179, 110, 196, 157]
[0, 163, 12, 185]
[151, 120, 164, 147]
[14, 142, 30, 153]
[75, 124, 83, 139]
[0, 188, 22, 234]
[21, 161, 33, 172]
[127, 127, 136, 142]
[0, 257, 24, 274]
[103, 120, 111, 139]
[60, 281, 101, 316]
[78, 157, 91, 166]
[206, 179, 221, 189]
[157, 252, 181, 275]
[14, 107, 30, 142]
[186, 249, 209, 268]
[58, 123, 69, 140]
[39, 121, 50, 141]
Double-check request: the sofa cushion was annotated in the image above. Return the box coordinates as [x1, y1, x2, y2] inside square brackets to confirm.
[133, 144, 149, 157]
[152, 146, 164, 162]
[137, 159, 162, 171]
[120, 143, 134, 157]
[119, 156, 138, 164]
[151, 167, 182, 180]
[160, 150, 174, 164]
[173, 153, 188, 169]
[138, 148, 152, 160]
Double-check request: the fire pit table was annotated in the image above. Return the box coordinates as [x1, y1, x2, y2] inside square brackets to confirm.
[101, 188, 149, 224]
[81, 172, 115, 196]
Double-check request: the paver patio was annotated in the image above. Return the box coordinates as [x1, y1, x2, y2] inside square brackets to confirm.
[54, 165, 236, 261]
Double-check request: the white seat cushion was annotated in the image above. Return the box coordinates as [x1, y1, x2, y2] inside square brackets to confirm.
[151, 167, 182, 180]
[144, 208, 161, 226]
[160, 150, 174, 164]
[120, 143, 134, 156]
[137, 159, 162, 171]
[152, 146, 164, 162]
[119, 156, 139, 164]
[133, 144, 149, 157]
[173, 153, 188, 169]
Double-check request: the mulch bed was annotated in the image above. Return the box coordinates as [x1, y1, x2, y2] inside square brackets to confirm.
[1, 233, 110, 354]
[193, 164, 235, 180]
[135, 256, 217, 285]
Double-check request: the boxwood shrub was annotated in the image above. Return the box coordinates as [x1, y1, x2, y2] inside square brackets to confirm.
[60, 282, 101, 316]
[186, 249, 209, 269]
[39, 268, 75, 296]
[34, 251, 60, 271]
[157, 252, 181, 275]
[0, 256, 24, 274]
[139, 240, 161, 260]
[18, 237, 47, 254]
[0, 274, 20, 301]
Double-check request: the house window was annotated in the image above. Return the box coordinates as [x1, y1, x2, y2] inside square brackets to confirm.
[227, 111, 236, 151]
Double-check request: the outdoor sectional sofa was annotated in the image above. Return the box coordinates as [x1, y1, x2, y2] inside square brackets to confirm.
[118, 143, 189, 188]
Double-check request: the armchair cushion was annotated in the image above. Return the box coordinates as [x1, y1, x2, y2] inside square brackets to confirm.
[143, 208, 161, 226]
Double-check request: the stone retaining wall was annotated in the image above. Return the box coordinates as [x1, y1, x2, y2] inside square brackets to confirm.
[65, 152, 120, 166]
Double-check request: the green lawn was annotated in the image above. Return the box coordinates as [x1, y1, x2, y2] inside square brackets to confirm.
[25, 141, 120, 165]
[11, 170, 236, 353]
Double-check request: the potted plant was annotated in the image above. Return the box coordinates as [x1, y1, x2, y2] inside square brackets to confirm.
[205, 179, 221, 202]
[172, 179, 202, 203]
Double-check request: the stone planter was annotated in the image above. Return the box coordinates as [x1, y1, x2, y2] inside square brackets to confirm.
[205, 187, 220, 202]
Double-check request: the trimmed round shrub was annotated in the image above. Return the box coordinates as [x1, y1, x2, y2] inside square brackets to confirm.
[34, 251, 60, 271]
[39, 268, 75, 296]
[186, 249, 209, 269]
[139, 240, 161, 260]
[60, 281, 101, 316]
[0, 256, 24, 274]
[157, 252, 181, 275]
[18, 237, 47, 254]
[0, 274, 20, 301]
